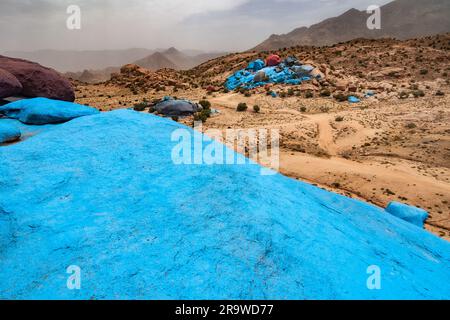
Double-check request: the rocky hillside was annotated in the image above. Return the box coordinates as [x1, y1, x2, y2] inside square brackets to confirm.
[185, 34, 450, 99]
[134, 52, 178, 70]
[253, 0, 450, 51]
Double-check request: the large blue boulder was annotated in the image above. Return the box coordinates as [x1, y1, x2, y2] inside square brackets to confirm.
[0, 121, 21, 144]
[0, 110, 449, 299]
[0, 98, 99, 125]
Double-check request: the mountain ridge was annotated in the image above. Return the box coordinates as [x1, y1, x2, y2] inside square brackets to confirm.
[253, 0, 450, 51]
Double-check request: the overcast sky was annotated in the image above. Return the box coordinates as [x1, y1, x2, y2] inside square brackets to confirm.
[0, 0, 393, 52]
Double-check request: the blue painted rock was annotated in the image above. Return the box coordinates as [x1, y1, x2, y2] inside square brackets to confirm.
[0, 55, 75, 102]
[0, 110, 449, 299]
[0, 121, 21, 144]
[0, 98, 99, 125]
[386, 202, 429, 228]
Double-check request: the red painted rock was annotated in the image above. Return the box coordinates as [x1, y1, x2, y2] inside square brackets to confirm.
[0, 55, 75, 102]
[265, 54, 282, 67]
[0, 68, 23, 99]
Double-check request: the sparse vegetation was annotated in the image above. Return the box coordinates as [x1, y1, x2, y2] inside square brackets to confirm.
[320, 89, 331, 97]
[237, 103, 248, 112]
[199, 100, 211, 110]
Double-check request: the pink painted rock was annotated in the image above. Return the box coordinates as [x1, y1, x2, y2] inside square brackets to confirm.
[0, 68, 23, 99]
[0, 55, 75, 102]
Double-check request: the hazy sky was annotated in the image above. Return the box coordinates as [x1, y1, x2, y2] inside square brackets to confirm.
[0, 0, 393, 52]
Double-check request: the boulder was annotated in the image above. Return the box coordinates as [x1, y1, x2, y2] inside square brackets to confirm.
[154, 98, 201, 117]
[348, 83, 358, 92]
[0, 98, 99, 125]
[253, 70, 269, 83]
[310, 68, 325, 80]
[0, 121, 21, 144]
[0, 68, 23, 99]
[0, 55, 75, 102]
[0, 110, 449, 299]
[336, 79, 349, 91]
[386, 202, 429, 228]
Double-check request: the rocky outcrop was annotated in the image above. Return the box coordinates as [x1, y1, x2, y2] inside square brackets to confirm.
[0, 55, 75, 102]
[0, 98, 99, 125]
[0, 69, 23, 98]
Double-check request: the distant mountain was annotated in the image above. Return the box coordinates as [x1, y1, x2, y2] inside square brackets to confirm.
[62, 48, 227, 83]
[134, 48, 227, 71]
[253, 0, 450, 51]
[65, 67, 120, 84]
[4, 48, 155, 73]
[134, 52, 178, 70]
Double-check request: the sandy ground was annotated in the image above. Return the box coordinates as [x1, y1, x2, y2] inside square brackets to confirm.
[204, 93, 450, 240]
[75, 84, 450, 240]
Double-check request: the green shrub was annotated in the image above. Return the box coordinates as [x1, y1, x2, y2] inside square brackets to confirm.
[133, 101, 148, 111]
[194, 108, 212, 122]
[412, 90, 425, 98]
[199, 100, 211, 110]
[253, 105, 260, 113]
[304, 91, 314, 99]
[398, 91, 409, 99]
[237, 103, 248, 112]
[320, 89, 331, 97]
[333, 93, 348, 102]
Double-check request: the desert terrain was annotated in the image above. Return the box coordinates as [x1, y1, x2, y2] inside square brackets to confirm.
[72, 35, 450, 240]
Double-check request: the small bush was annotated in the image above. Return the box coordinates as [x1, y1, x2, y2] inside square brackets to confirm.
[253, 105, 260, 113]
[398, 91, 409, 99]
[420, 69, 428, 75]
[412, 90, 425, 98]
[333, 93, 348, 102]
[133, 101, 148, 112]
[335, 116, 344, 122]
[199, 100, 211, 110]
[194, 108, 212, 123]
[304, 91, 314, 99]
[300, 107, 307, 113]
[320, 89, 331, 97]
[237, 103, 248, 112]
[435, 90, 445, 96]
[405, 123, 417, 129]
